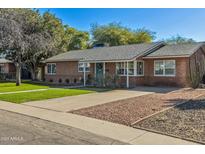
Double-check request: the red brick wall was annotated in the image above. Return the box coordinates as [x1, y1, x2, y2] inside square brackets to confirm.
[8, 63, 16, 73]
[105, 62, 116, 76]
[45, 58, 191, 87]
[143, 57, 190, 87]
[103, 58, 190, 87]
[0, 63, 15, 73]
[45, 61, 94, 84]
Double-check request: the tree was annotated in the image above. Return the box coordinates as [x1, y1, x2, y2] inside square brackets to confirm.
[0, 9, 55, 83]
[0, 9, 28, 86]
[90, 23, 155, 47]
[42, 11, 66, 53]
[42, 11, 89, 52]
[64, 26, 89, 51]
[23, 10, 55, 80]
[24, 32, 54, 80]
[165, 35, 195, 44]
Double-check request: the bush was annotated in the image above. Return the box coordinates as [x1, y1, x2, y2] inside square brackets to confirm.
[86, 74, 93, 84]
[58, 78, 62, 83]
[202, 74, 205, 84]
[65, 79, 70, 84]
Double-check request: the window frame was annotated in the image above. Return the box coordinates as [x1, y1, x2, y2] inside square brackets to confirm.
[78, 62, 90, 72]
[115, 60, 144, 77]
[47, 63, 56, 75]
[136, 60, 144, 76]
[116, 62, 125, 75]
[0, 64, 5, 73]
[154, 60, 176, 77]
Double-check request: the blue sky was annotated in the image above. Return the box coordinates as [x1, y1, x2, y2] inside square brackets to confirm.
[39, 8, 205, 41]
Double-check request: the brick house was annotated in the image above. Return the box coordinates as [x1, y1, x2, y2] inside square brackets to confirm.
[45, 42, 205, 88]
[0, 58, 16, 79]
[0, 58, 44, 80]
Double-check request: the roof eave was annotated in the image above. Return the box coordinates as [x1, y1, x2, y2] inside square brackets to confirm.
[142, 55, 191, 59]
[79, 58, 134, 63]
[46, 58, 82, 63]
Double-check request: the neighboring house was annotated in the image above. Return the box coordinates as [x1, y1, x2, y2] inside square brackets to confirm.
[0, 58, 16, 79]
[45, 42, 205, 88]
[0, 58, 44, 80]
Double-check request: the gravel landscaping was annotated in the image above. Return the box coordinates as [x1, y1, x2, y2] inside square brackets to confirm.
[71, 88, 205, 126]
[133, 95, 205, 144]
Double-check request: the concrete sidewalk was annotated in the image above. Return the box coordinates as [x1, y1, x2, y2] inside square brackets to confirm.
[0, 100, 197, 145]
[0, 89, 48, 95]
[23, 89, 153, 112]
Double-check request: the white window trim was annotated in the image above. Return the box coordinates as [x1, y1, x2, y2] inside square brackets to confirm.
[115, 60, 144, 77]
[47, 63, 56, 75]
[136, 60, 144, 76]
[154, 60, 176, 77]
[78, 62, 90, 72]
[0, 64, 5, 73]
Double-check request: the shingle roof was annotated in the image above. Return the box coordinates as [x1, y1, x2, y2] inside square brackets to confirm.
[46, 42, 163, 62]
[0, 58, 12, 64]
[145, 43, 204, 58]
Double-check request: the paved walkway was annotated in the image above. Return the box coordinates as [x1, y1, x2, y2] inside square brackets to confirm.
[0, 100, 197, 145]
[0, 89, 48, 95]
[23, 89, 153, 112]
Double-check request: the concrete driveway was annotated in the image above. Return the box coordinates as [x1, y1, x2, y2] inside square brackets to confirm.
[23, 86, 178, 112]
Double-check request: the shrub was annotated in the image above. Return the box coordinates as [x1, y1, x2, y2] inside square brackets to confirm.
[202, 74, 205, 84]
[65, 79, 70, 84]
[86, 74, 93, 85]
[58, 78, 62, 83]
[80, 78, 84, 84]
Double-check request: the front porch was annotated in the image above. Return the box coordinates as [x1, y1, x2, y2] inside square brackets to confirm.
[81, 60, 144, 88]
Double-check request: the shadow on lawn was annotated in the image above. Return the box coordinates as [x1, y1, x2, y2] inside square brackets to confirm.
[24, 80, 112, 92]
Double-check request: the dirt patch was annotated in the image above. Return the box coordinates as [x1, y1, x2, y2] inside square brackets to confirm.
[71, 88, 205, 126]
[133, 95, 205, 144]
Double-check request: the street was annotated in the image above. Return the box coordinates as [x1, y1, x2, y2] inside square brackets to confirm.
[0, 109, 125, 145]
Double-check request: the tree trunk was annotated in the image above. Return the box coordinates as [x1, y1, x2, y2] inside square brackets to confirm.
[30, 68, 35, 81]
[30, 66, 38, 81]
[16, 63, 21, 86]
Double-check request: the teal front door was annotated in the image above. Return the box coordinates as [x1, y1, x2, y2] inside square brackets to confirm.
[96, 63, 103, 81]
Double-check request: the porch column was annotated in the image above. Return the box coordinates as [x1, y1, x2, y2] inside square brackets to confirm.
[126, 61, 129, 88]
[103, 62, 105, 78]
[103, 62, 105, 87]
[83, 62, 86, 86]
[94, 63, 96, 78]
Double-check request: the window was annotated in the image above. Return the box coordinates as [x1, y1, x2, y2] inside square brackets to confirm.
[136, 61, 144, 76]
[78, 62, 90, 72]
[0, 64, 5, 73]
[47, 63, 56, 75]
[128, 62, 134, 75]
[154, 60, 176, 76]
[165, 60, 175, 75]
[116, 61, 144, 76]
[154, 60, 164, 75]
[116, 62, 125, 75]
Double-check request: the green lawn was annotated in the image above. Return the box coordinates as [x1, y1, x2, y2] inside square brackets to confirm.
[0, 82, 111, 103]
[0, 88, 93, 103]
[0, 82, 49, 93]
